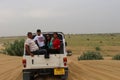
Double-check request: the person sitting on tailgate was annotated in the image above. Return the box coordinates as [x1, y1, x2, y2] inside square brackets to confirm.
[25, 32, 47, 57]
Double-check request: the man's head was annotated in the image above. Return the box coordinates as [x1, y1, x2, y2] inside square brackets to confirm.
[37, 29, 41, 35]
[27, 32, 32, 39]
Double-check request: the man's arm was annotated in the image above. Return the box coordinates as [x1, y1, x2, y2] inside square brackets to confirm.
[25, 45, 34, 57]
[33, 36, 39, 47]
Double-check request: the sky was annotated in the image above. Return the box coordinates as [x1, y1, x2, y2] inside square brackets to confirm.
[0, 0, 120, 36]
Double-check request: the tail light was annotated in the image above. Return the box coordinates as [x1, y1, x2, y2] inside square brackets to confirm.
[22, 59, 26, 68]
[63, 57, 67, 66]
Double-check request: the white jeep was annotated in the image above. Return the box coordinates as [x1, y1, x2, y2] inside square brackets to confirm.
[22, 32, 68, 80]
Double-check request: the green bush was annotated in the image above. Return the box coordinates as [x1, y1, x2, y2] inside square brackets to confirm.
[78, 51, 103, 60]
[3, 39, 25, 56]
[112, 54, 120, 60]
[95, 46, 101, 51]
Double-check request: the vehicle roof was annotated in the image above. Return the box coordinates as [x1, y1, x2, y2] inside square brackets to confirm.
[42, 32, 64, 35]
[33, 32, 64, 34]
[32, 31, 65, 39]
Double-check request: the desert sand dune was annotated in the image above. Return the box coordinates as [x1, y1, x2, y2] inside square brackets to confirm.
[0, 54, 120, 80]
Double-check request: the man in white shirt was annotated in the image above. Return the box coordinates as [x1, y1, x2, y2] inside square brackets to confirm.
[33, 29, 45, 49]
[25, 32, 47, 57]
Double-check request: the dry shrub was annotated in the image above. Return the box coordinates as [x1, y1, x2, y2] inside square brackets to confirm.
[112, 54, 120, 60]
[3, 39, 24, 56]
[78, 51, 103, 60]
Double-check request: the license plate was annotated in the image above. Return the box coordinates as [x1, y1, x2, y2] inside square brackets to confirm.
[54, 68, 65, 75]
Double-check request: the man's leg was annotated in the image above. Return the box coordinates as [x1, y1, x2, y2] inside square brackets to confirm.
[38, 49, 47, 54]
[31, 51, 39, 55]
[39, 49, 50, 58]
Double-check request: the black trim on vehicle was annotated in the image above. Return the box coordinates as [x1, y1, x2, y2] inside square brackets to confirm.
[23, 68, 68, 75]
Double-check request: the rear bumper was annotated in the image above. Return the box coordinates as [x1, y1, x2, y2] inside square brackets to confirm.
[23, 67, 68, 75]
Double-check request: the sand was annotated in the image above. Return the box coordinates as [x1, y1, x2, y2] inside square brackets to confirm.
[0, 54, 120, 80]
